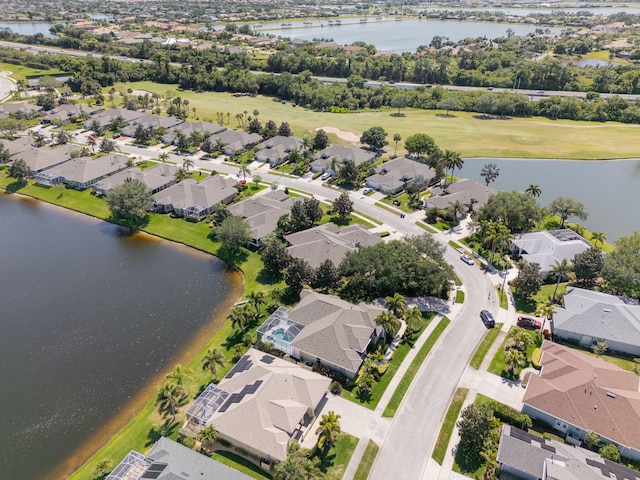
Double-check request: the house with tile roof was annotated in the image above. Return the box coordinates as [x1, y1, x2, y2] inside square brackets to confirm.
[426, 178, 497, 212]
[162, 121, 226, 144]
[94, 163, 178, 197]
[185, 348, 330, 464]
[36, 152, 130, 190]
[41, 104, 98, 124]
[257, 290, 384, 379]
[11, 144, 76, 174]
[255, 135, 303, 166]
[284, 223, 382, 269]
[211, 130, 263, 155]
[0, 102, 42, 119]
[511, 230, 591, 278]
[311, 145, 376, 175]
[107, 437, 252, 480]
[120, 114, 184, 137]
[553, 287, 640, 357]
[153, 175, 237, 220]
[366, 157, 435, 194]
[522, 341, 640, 461]
[227, 190, 296, 246]
[84, 108, 147, 130]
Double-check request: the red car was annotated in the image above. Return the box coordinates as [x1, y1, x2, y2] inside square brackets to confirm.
[517, 316, 541, 330]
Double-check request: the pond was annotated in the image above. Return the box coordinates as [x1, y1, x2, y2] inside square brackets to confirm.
[460, 158, 640, 241]
[0, 22, 58, 38]
[0, 194, 242, 479]
[257, 17, 562, 53]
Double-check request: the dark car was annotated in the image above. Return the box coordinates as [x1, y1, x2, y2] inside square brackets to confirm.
[480, 310, 495, 328]
[517, 316, 541, 330]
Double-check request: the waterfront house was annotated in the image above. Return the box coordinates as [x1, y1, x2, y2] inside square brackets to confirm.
[36, 152, 130, 189]
[311, 145, 376, 175]
[11, 144, 76, 174]
[425, 178, 497, 212]
[4, 136, 35, 158]
[366, 157, 435, 194]
[93, 163, 178, 197]
[255, 136, 303, 166]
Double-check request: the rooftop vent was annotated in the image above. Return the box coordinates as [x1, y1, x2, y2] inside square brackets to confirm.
[603, 308, 611, 313]
[606, 392, 616, 399]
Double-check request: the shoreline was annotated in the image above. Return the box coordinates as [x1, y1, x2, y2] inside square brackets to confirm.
[0, 186, 250, 480]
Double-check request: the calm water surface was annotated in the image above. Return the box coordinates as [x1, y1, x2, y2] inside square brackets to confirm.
[0, 23, 58, 38]
[0, 194, 242, 479]
[461, 158, 640, 241]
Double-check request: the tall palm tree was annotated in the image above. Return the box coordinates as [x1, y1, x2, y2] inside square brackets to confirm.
[87, 137, 96, 154]
[197, 424, 218, 449]
[443, 149, 463, 185]
[239, 165, 251, 180]
[375, 311, 399, 340]
[385, 293, 406, 320]
[93, 459, 112, 478]
[156, 382, 184, 420]
[495, 223, 514, 257]
[504, 348, 526, 377]
[525, 184, 542, 198]
[235, 113, 244, 127]
[158, 152, 170, 163]
[182, 157, 194, 172]
[316, 411, 342, 451]
[393, 133, 401, 156]
[405, 306, 423, 336]
[247, 290, 266, 318]
[536, 302, 556, 334]
[591, 231, 606, 249]
[201, 348, 225, 380]
[550, 258, 572, 299]
[228, 305, 251, 332]
[448, 200, 466, 226]
[166, 364, 193, 386]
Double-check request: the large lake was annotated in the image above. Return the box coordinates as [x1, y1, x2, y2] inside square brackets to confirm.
[0, 194, 242, 479]
[0, 22, 57, 38]
[257, 18, 562, 53]
[461, 158, 640, 241]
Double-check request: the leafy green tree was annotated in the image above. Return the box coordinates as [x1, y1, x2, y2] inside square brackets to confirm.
[155, 382, 185, 420]
[480, 163, 500, 186]
[214, 216, 251, 252]
[284, 258, 312, 293]
[586, 431, 601, 449]
[261, 120, 278, 139]
[549, 197, 589, 228]
[591, 340, 608, 358]
[166, 364, 193, 386]
[336, 159, 359, 186]
[248, 117, 262, 134]
[599, 443, 621, 463]
[93, 459, 112, 478]
[404, 133, 437, 157]
[603, 232, 640, 298]
[457, 403, 494, 460]
[385, 293, 407, 320]
[316, 411, 341, 451]
[312, 259, 340, 291]
[313, 129, 328, 151]
[278, 122, 292, 137]
[261, 238, 291, 274]
[355, 369, 376, 395]
[105, 179, 153, 231]
[56, 129, 71, 145]
[476, 94, 496, 117]
[273, 440, 319, 480]
[475, 191, 543, 233]
[375, 310, 400, 340]
[99, 138, 117, 153]
[201, 348, 225, 381]
[573, 247, 604, 289]
[525, 184, 542, 198]
[504, 348, 526, 376]
[509, 327, 534, 351]
[390, 93, 410, 116]
[437, 97, 460, 116]
[288, 197, 323, 232]
[331, 192, 353, 220]
[360, 126, 388, 151]
[8, 158, 30, 182]
[511, 260, 542, 299]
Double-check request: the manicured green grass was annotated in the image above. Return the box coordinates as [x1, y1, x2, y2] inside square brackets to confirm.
[116, 82, 640, 160]
[342, 314, 435, 409]
[448, 240, 463, 249]
[432, 221, 451, 231]
[1, 61, 66, 82]
[353, 440, 379, 480]
[318, 433, 359, 480]
[452, 271, 462, 287]
[513, 282, 568, 314]
[353, 209, 383, 226]
[379, 193, 420, 214]
[210, 451, 272, 480]
[498, 287, 508, 310]
[383, 316, 451, 417]
[416, 221, 439, 233]
[455, 290, 465, 304]
[432, 388, 469, 465]
[488, 327, 541, 379]
[469, 324, 503, 370]
[374, 201, 402, 216]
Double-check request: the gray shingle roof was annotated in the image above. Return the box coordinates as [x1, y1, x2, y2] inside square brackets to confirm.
[44, 152, 130, 186]
[367, 157, 434, 192]
[511, 229, 591, 273]
[228, 190, 296, 242]
[311, 145, 376, 171]
[12, 144, 76, 173]
[94, 163, 177, 195]
[41, 104, 98, 123]
[153, 175, 237, 211]
[426, 178, 497, 210]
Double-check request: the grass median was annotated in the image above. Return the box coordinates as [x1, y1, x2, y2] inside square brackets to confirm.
[353, 440, 379, 480]
[469, 323, 503, 370]
[432, 388, 469, 465]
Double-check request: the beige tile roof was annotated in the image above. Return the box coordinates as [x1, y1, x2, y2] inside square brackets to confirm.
[524, 341, 640, 449]
[46, 152, 129, 186]
[13, 144, 76, 173]
[228, 190, 296, 242]
[153, 175, 237, 211]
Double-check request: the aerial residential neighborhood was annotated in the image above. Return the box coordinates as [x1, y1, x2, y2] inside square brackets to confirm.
[1, 2, 640, 480]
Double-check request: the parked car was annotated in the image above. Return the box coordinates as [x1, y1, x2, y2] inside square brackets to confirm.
[363, 187, 373, 195]
[517, 316, 541, 330]
[480, 310, 495, 328]
[321, 172, 332, 180]
[487, 86, 494, 91]
[460, 254, 474, 265]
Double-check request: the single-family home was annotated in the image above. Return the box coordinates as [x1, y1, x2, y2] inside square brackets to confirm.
[11, 144, 76, 174]
[120, 114, 184, 137]
[257, 290, 384, 379]
[107, 437, 252, 480]
[36, 152, 130, 189]
[93, 163, 178, 197]
[311, 145, 376, 175]
[522, 341, 640, 461]
[211, 130, 263, 155]
[185, 348, 330, 464]
[162, 121, 226, 144]
[84, 108, 146, 130]
[511, 229, 591, 278]
[366, 157, 435, 194]
[552, 287, 640, 357]
[153, 175, 237, 220]
[41, 104, 98, 124]
[255, 136, 303, 166]
[3, 136, 35, 158]
[284, 223, 382, 269]
[0, 102, 42, 119]
[227, 190, 296, 246]
[497, 424, 640, 480]
[426, 178, 497, 212]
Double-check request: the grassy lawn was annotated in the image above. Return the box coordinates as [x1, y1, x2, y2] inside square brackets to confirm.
[513, 282, 568, 314]
[342, 313, 435, 410]
[416, 221, 439, 234]
[210, 451, 272, 480]
[1, 61, 66, 82]
[455, 290, 465, 304]
[317, 434, 359, 480]
[469, 324, 503, 370]
[379, 193, 420, 214]
[488, 327, 541, 379]
[374, 201, 402, 216]
[432, 388, 469, 465]
[353, 440, 379, 480]
[115, 82, 640, 160]
[497, 287, 508, 310]
[383, 316, 451, 417]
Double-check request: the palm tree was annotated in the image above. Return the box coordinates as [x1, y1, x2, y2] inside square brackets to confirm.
[443, 149, 463, 185]
[166, 364, 193, 386]
[536, 302, 556, 335]
[375, 310, 399, 340]
[197, 424, 218, 449]
[525, 184, 542, 198]
[509, 328, 534, 352]
[316, 411, 342, 451]
[329, 156, 340, 175]
[504, 348, 526, 377]
[87, 137, 96, 154]
[182, 157, 194, 172]
[159, 152, 170, 163]
[385, 293, 407, 320]
[253, 109, 259, 119]
[393, 133, 401, 156]
[355, 369, 376, 395]
[239, 165, 251, 180]
[201, 348, 225, 380]
[405, 306, 423, 336]
[247, 290, 266, 318]
[591, 231, 606, 249]
[235, 113, 244, 127]
[228, 305, 251, 332]
[448, 200, 466, 226]
[93, 459, 112, 478]
[550, 258, 572, 300]
[156, 382, 184, 420]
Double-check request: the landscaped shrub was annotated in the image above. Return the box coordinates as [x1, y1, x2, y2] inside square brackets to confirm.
[329, 381, 343, 395]
[180, 436, 196, 449]
[487, 400, 532, 430]
[254, 341, 286, 358]
[312, 363, 349, 386]
[531, 348, 542, 369]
